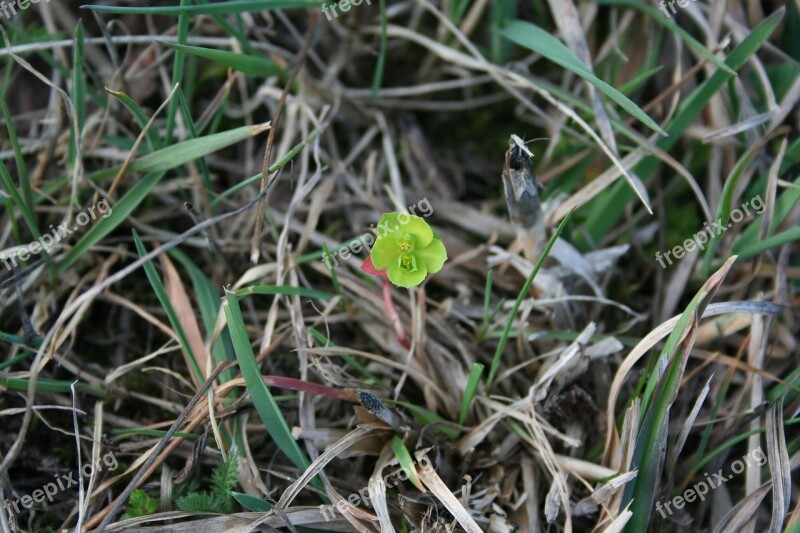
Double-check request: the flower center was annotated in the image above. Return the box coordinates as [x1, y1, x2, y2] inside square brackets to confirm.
[399, 253, 417, 272]
[399, 235, 415, 253]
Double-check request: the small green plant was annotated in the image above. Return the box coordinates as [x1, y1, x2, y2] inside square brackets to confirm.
[368, 213, 447, 288]
[121, 489, 158, 521]
[175, 453, 239, 514]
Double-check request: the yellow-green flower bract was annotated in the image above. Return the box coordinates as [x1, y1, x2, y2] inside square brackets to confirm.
[369, 213, 447, 288]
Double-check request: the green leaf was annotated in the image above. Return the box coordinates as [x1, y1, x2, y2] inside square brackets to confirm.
[132, 231, 205, 385]
[733, 144, 800, 255]
[621, 257, 736, 532]
[169, 249, 238, 384]
[54, 123, 268, 272]
[106, 88, 162, 151]
[386, 255, 428, 288]
[176, 491, 224, 513]
[393, 401, 460, 439]
[232, 492, 272, 512]
[699, 130, 783, 276]
[210, 453, 239, 511]
[733, 226, 800, 263]
[69, 21, 86, 166]
[164, 0, 190, 145]
[458, 363, 484, 425]
[371, 0, 388, 102]
[81, 0, 322, 16]
[160, 42, 281, 77]
[55, 172, 164, 273]
[0, 159, 47, 267]
[370, 236, 398, 270]
[581, 7, 785, 245]
[234, 285, 333, 300]
[40, 122, 269, 200]
[0, 97, 32, 211]
[486, 209, 574, 388]
[501, 20, 666, 136]
[223, 291, 322, 491]
[122, 489, 158, 520]
[0, 374, 101, 395]
[596, 0, 735, 75]
[390, 435, 423, 491]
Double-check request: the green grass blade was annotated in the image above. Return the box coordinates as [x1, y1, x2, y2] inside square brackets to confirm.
[371, 0, 388, 102]
[133, 231, 205, 385]
[450, 0, 470, 25]
[0, 331, 37, 346]
[40, 123, 269, 200]
[0, 160, 40, 240]
[596, 0, 735, 75]
[733, 146, 800, 253]
[169, 249, 238, 384]
[0, 160, 49, 269]
[490, 0, 515, 64]
[222, 290, 320, 490]
[486, 209, 575, 389]
[0, 374, 101, 395]
[0, 98, 32, 211]
[733, 227, 800, 263]
[232, 492, 272, 512]
[234, 285, 333, 300]
[69, 21, 86, 166]
[164, 0, 190, 145]
[621, 257, 736, 532]
[107, 88, 162, 151]
[390, 435, 423, 490]
[618, 65, 664, 95]
[393, 400, 460, 439]
[160, 42, 281, 77]
[582, 7, 785, 245]
[81, 0, 322, 16]
[175, 88, 214, 194]
[210, 123, 326, 207]
[112, 428, 199, 441]
[308, 327, 377, 382]
[699, 134, 777, 276]
[458, 363, 484, 425]
[55, 171, 164, 273]
[483, 269, 494, 320]
[195, 0, 258, 55]
[321, 243, 343, 299]
[501, 20, 666, 135]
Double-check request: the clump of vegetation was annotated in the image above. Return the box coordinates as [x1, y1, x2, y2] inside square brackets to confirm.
[120, 490, 158, 522]
[174, 454, 239, 514]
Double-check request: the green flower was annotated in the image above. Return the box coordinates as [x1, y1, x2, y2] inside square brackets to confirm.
[369, 213, 447, 288]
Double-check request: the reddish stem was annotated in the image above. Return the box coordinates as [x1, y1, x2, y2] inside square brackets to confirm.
[263, 375, 358, 402]
[383, 278, 410, 349]
[362, 256, 411, 349]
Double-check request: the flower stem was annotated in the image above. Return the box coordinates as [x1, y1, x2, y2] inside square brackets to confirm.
[382, 278, 410, 349]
